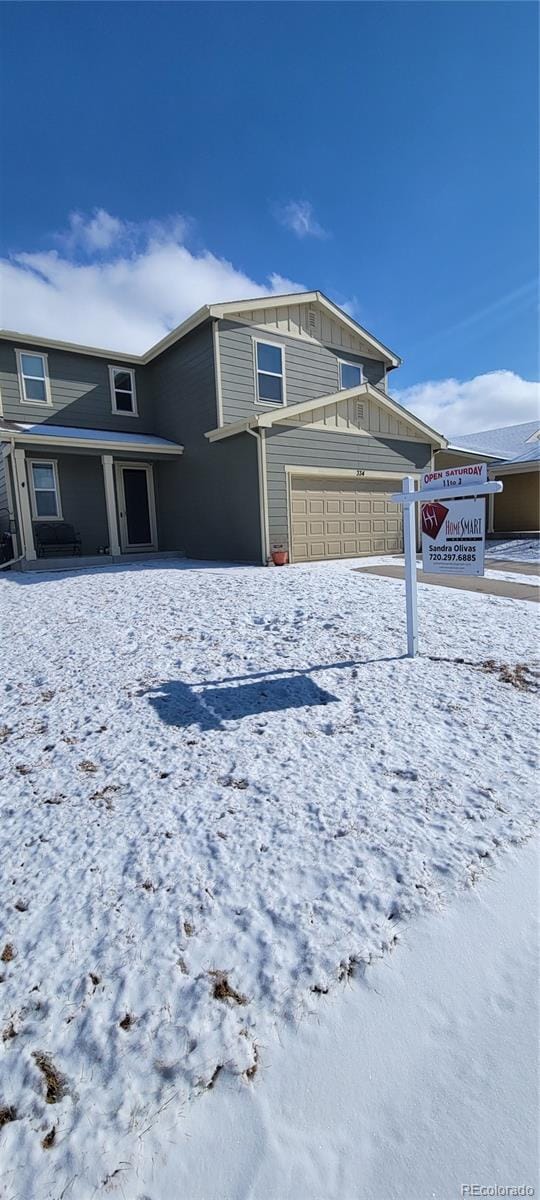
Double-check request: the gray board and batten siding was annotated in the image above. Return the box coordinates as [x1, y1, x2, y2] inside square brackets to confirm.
[218, 319, 386, 425]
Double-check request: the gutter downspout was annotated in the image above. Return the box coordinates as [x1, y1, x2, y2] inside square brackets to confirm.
[247, 427, 270, 565]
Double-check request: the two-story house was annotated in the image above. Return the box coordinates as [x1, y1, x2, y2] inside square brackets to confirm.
[0, 291, 446, 568]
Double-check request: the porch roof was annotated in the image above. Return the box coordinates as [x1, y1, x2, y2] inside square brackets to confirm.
[0, 421, 184, 455]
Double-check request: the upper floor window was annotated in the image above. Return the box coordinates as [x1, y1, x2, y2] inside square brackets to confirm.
[255, 341, 285, 405]
[28, 460, 62, 520]
[109, 366, 137, 415]
[339, 360, 363, 391]
[16, 350, 52, 405]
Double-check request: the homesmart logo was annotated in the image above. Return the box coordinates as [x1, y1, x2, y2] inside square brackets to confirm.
[421, 501, 448, 540]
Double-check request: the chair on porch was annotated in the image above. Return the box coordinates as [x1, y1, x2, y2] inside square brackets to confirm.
[33, 522, 82, 557]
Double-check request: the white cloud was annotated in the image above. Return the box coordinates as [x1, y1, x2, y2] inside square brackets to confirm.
[0, 211, 306, 353]
[277, 200, 328, 240]
[394, 371, 540, 438]
[63, 209, 124, 253]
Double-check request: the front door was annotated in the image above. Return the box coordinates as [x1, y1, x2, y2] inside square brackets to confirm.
[116, 463, 157, 551]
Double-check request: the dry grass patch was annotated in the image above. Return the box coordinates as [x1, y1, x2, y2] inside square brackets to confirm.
[209, 971, 248, 1006]
[32, 1053, 68, 1104]
[219, 776, 249, 790]
[1, 944, 15, 963]
[429, 654, 540, 693]
[480, 659, 539, 692]
[41, 1126, 56, 1150]
[0, 1105, 17, 1129]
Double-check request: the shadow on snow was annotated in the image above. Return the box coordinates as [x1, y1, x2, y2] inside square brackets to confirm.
[146, 674, 338, 731]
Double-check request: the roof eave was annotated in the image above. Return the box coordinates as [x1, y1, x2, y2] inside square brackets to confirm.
[0, 428, 184, 455]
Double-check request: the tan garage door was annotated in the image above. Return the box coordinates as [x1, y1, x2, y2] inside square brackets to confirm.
[290, 475, 403, 562]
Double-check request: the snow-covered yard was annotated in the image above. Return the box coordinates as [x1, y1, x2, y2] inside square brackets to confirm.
[0, 557, 538, 1199]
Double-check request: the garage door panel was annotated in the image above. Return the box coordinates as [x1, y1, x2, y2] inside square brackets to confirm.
[290, 476, 404, 562]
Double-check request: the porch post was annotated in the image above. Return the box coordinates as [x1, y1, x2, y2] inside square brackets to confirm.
[12, 447, 36, 560]
[101, 455, 121, 555]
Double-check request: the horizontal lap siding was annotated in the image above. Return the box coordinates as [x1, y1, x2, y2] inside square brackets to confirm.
[28, 451, 109, 555]
[149, 324, 261, 561]
[265, 426, 432, 548]
[218, 320, 386, 424]
[0, 341, 153, 432]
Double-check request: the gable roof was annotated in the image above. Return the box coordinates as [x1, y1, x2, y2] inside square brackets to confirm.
[205, 381, 446, 447]
[449, 420, 540, 460]
[201, 292, 401, 369]
[497, 442, 540, 467]
[0, 291, 401, 369]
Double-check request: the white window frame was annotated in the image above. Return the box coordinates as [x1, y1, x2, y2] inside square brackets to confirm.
[254, 339, 286, 407]
[339, 359, 364, 390]
[28, 458, 63, 521]
[108, 365, 138, 416]
[16, 349, 52, 406]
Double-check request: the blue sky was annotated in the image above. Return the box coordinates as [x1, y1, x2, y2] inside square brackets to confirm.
[0, 1, 538, 432]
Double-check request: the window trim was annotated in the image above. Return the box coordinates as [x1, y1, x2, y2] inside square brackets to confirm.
[28, 458, 63, 521]
[108, 365, 138, 417]
[254, 339, 286, 407]
[339, 359, 364, 391]
[15, 349, 52, 407]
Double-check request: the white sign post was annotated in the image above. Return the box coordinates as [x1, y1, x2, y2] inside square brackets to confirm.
[390, 468, 503, 659]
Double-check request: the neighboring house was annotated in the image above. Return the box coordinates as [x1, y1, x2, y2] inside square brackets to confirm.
[0, 292, 446, 568]
[435, 421, 540, 534]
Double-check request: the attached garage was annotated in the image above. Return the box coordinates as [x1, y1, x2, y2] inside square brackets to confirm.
[290, 475, 403, 562]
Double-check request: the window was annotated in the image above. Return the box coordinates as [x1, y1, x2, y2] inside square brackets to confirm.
[28, 460, 62, 520]
[109, 366, 137, 415]
[339, 360, 363, 390]
[16, 350, 51, 405]
[255, 341, 285, 405]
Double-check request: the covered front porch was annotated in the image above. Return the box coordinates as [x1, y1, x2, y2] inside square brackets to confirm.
[1, 422, 184, 569]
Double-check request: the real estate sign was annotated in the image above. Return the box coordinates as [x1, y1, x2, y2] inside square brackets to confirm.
[421, 463, 487, 492]
[420, 464, 487, 577]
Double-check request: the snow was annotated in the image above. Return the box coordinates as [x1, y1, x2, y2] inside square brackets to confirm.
[10, 422, 182, 449]
[0, 558, 538, 1198]
[485, 538, 540, 563]
[449, 420, 540, 459]
[135, 838, 540, 1200]
[484, 569, 540, 586]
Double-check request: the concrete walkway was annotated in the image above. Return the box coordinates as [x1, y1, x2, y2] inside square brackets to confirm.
[356, 563, 539, 601]
[485, 558, 540, 576]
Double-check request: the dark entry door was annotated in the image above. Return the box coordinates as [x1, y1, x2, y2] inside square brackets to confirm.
[122, 467, 153, 546]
